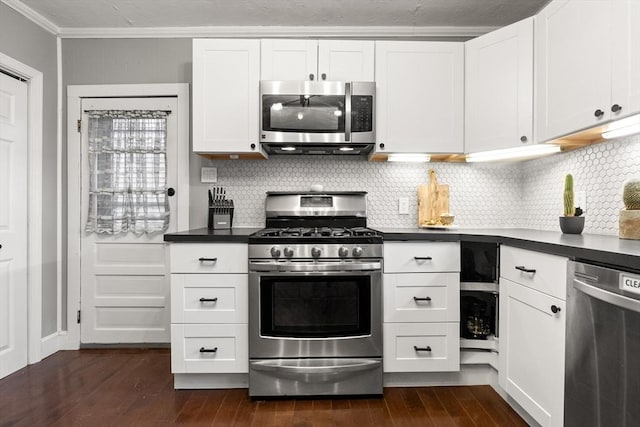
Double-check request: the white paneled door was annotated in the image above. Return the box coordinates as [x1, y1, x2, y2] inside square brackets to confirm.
[0, 72, 28, 378]
[79, 97, 179, 344]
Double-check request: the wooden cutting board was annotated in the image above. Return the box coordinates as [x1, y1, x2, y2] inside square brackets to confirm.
[418, 170, 450, 226]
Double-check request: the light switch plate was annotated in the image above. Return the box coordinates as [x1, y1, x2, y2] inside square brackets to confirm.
[201, 167, 217, 183]
[398, 197, 409, 215]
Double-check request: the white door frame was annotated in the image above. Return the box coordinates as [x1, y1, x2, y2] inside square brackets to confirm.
[65, 83, 190, 349]
[0, 52, 44, 364]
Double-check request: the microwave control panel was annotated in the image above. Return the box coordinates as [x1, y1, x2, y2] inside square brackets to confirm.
[351, 96, 373, 132]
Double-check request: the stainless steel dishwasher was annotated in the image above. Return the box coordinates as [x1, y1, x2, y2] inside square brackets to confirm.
[566, 260, 640, 427]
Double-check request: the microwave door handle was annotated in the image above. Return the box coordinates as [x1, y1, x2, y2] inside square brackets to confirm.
[345, 82, 351, 141]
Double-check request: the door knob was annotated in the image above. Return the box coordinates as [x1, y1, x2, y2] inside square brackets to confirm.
[167, 188, 175, 197]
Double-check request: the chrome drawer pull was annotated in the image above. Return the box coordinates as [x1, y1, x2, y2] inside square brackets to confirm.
[199, 297, 218, 303]
[515, 265, 536, 274]
[414, 346, 432, 352]
[198, 257, 218, 262]
[413, 296, 432, 302]
[199, 347, 218, 353]
[414, 256, 433, 261]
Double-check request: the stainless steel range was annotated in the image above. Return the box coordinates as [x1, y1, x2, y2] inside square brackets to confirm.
[248, 191, 383, 397]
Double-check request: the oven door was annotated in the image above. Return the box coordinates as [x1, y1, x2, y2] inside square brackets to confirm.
[249, 267, 382, 359]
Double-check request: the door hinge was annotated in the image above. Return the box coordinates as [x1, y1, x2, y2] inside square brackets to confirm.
[77, 310, 81, 323]
[77, 119, 81, 133]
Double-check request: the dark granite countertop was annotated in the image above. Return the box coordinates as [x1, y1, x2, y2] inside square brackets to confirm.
[380, 228, 640, 271]
[164, 227, 640, 270]
[163, 227, 261, 243]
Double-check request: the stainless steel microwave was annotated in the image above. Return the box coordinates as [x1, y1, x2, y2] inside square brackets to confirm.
[259, 80, 375, 155]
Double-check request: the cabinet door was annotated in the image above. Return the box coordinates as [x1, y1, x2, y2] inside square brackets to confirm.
[611, 0, 640, 120]
[192, 39, 261, 154]
[375, 41, 464, 154]
[499, 278, 565, 427]
[317, 40, 375, 81]
[535, 0, 613, 142]
[465, 17, 533, 153]
[260, 39, 318, 80]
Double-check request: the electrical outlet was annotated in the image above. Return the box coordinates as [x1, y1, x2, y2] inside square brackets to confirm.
[575, 191, 586, 213]
[398, 197, 409, 215]
[200, 167, 217, 183]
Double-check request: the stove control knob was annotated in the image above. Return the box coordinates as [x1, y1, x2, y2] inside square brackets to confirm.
[270, 247, 281, 258]
[311, 247, 322, 258]
[338, 246, 349, 258]
[283, 247, 294, 258]
[352, 246, 364, 257]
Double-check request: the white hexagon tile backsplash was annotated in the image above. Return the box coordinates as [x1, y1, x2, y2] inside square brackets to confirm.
[199, 134, 640, 235]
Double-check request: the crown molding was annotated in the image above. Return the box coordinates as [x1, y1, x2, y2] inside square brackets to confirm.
[58, 25, 495, 40]
[2, 0, 59, 35]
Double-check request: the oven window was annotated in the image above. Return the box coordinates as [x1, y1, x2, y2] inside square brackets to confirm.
[260, 276, 371, 338]
[262, 95, 346, 133]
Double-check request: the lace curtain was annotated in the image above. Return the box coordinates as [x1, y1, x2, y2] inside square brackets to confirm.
[85, 110, 170, 235]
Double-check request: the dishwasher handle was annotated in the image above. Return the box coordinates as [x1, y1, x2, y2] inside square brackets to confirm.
[574, 278, 640, 314]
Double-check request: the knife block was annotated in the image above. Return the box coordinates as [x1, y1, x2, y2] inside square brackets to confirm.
[208, 200, 234, 230]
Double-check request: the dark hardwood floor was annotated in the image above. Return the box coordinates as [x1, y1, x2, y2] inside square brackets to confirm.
[0, 349, 527, 426]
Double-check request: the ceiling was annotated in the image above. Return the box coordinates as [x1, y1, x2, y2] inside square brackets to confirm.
[11, 0, 550, 35]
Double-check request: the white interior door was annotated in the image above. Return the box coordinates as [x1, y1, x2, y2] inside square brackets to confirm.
[0, 72, 28, 378]
[79, 97, 178, 344]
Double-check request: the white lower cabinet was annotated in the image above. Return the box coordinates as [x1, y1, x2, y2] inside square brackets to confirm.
[499, 245, 567, 427]
[383, 242, 460, 374]
[169, 243, 248, 388]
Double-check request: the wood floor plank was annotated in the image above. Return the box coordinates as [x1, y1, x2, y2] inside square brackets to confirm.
[0, 350, 528, 427]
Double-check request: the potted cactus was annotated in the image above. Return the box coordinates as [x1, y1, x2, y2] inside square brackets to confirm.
[559, 174, 585, 234]
[619, 178, 640, 239]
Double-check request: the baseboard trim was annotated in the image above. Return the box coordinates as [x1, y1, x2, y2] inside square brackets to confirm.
[174, 373, 248, 389]
[384, 365, 496, 387]
[40, 332, 62, 360]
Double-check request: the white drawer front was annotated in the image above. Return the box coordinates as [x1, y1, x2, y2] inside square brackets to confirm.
[383, 322, 460, 372]
[500, 245, 567, 300]
[384, 273, 460, 322]
[169, 243, 248, 273]
[384, 242, 460, 273]
[171, 324, 248, 374]
[171, 274, 248, 324]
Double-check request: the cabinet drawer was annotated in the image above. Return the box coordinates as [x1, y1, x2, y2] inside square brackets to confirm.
[171, 274, 248, 324]
[383, 322, 459, 372]
[171, 323, 248, 374]
[384, 273, 459, 322]
[500, 246, 567, 300]
[384, 242, 460, 273]
[170, 243, 247, 273]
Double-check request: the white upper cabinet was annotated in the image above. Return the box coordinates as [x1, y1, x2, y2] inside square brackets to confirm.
[192, 39, 263, 155]
[375, 41, 464, 154]
[260, 39, 375, 81]
[536, 0, 640, 142]
[465, 17, 534, 153]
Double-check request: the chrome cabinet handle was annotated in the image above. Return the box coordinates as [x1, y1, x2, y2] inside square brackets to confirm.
[414, 256, 433, 261]
[199, 347, 218, 353]
[198, 257, 218, 262]
[199, 297, 218, 303]
[413, 296, 432, 302]
[414, 346, 432, 352]
[515, 265, 536, 274]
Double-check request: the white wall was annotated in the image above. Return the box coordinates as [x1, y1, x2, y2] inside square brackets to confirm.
[0, 2, 59, 336]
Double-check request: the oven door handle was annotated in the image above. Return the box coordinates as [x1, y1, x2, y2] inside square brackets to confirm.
[250, 358, 381, 382]
[249, 261, 382, 272]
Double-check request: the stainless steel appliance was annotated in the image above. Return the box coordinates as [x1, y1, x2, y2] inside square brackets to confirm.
[565, 260, 640, 426]
[248, 191, 383, 397]
[259, 81, 375, 155]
